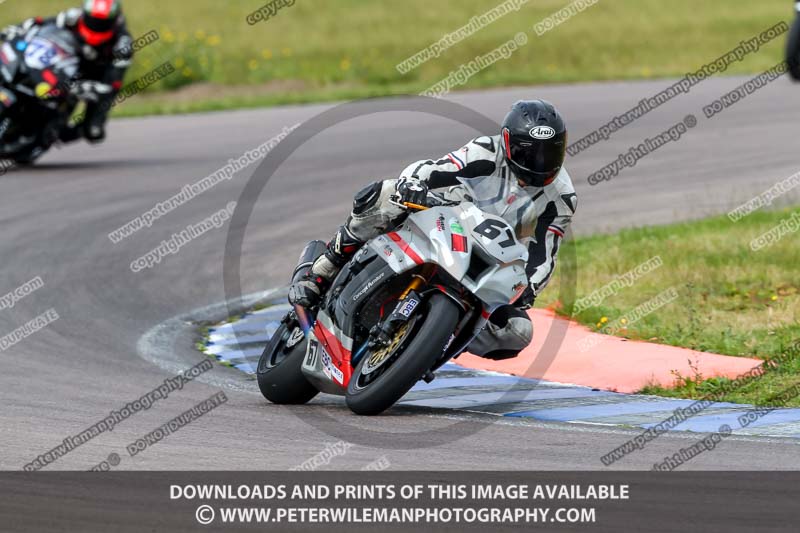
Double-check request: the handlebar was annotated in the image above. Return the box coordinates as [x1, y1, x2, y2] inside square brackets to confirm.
[402, 201, 428, 211]
[392, 189, 462, 212]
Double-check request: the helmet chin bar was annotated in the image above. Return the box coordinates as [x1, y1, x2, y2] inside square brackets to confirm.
[507, 158, 559, 188]
[78, 19, 114, 46]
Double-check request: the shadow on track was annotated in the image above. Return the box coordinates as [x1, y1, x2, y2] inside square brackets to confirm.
[1, 158, 186, 175]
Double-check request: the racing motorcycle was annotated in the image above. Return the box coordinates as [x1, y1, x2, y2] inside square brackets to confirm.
[257, 176, 534, 415]
[0, 24, 108, 164]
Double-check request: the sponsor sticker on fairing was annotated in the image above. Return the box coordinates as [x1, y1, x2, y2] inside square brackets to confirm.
[450, 219, 468, 252]
[352, 272, 385, 301]
[320, 346, 344, 384]
[398, 298, 419, 318]
[304, 339, 318, 367]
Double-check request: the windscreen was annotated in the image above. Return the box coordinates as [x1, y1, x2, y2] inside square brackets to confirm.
[23, 26, 79, 80]
[24, 37, 69, 70]
[454, 175, 538, 237]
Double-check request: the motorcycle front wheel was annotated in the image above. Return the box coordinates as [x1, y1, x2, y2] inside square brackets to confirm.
[256, 319, 319, 405]
[345, 293, 460, 416]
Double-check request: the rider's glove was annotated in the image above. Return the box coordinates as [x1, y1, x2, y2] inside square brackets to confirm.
[396, 177, 429, 207]
[1, 25, 23, 41]
[1, 18, 38, 41]
[515, 285, 536, 310]
[70, 80, 113, 103]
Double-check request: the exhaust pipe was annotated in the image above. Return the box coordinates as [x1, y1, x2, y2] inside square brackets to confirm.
[291, 240, 327, 283]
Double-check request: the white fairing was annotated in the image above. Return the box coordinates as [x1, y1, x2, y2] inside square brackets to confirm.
[20, 27, 80, 81]
[24, 37, 66, 70]
[369, 202, 529, 310]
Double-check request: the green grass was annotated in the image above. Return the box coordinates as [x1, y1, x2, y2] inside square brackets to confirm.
[537, 207, 800, 406]
[1, 0, 793, 115]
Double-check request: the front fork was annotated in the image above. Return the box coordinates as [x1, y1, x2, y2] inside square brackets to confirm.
[353, 265, 434, 364]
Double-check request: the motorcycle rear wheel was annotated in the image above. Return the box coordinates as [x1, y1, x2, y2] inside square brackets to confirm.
[345, 293, 460, 416]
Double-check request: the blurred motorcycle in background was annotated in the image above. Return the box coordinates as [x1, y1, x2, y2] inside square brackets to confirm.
[0, 24, 110, 165]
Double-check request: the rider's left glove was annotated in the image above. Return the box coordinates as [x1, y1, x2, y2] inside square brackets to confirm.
[1, 25, 23, 41]
[70, 80, 112, 103]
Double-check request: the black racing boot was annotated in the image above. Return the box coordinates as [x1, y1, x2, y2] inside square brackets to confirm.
[58, 125, 83, 144]
[288, 225, 363, 308]
[287, 273, 329, 308]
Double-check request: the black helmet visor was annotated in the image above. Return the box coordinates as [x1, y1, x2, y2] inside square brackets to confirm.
[506, 130, 566, 176]
[83, 14, 116, 33]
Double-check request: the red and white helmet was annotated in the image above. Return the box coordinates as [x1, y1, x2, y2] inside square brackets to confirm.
[78, 0, 122, 46]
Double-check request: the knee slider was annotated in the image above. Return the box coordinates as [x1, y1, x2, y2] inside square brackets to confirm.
[479, 317, 532, 360]
[506, 316, 534, 347]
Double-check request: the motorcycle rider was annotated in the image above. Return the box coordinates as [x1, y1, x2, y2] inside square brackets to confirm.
[1, 0, 133, 144]
[788, 1, 800, 80]
[289, 100, 577, 360]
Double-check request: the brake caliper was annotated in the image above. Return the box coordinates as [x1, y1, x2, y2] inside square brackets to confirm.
[368, 290, 422, 349]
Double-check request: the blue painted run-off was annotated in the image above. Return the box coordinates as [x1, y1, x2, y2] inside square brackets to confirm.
[201, 307, 800, 440]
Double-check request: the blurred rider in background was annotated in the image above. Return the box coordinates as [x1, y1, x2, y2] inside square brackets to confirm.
[788, 1, 800, 80]
[1, 0, 133, 143]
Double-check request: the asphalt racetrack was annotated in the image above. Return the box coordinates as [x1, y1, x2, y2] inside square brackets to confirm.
[2, 75, 800, 470]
